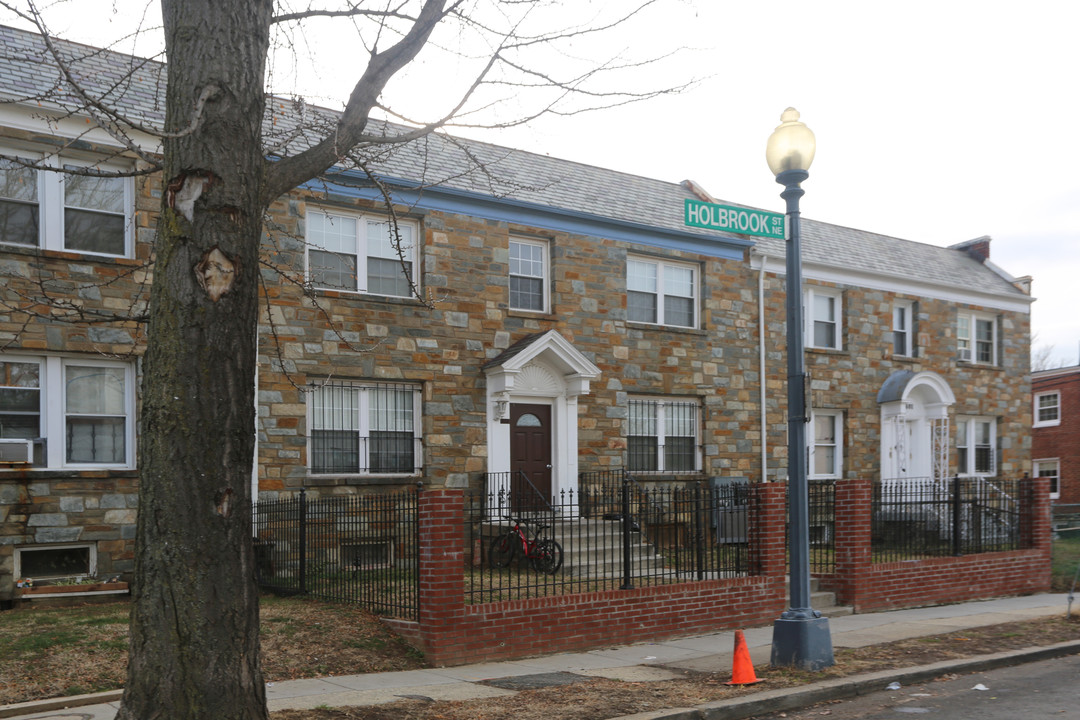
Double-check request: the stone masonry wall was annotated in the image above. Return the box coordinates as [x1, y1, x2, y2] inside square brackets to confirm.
[255, 191, 773, 497]
[0, 128, 156, 599]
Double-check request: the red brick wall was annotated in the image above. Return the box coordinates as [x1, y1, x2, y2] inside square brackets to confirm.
[387, 482, 1051, 666]
[1033, 370, 1080, 504]
[822, 478, 1051, 612]
[390, 486, 788, 666]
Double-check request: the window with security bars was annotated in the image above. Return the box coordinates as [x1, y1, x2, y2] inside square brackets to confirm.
[309, 381, 421, 475]
[627, 398, 700, 473]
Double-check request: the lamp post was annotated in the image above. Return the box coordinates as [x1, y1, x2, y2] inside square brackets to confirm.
[766, 108, 835, 670]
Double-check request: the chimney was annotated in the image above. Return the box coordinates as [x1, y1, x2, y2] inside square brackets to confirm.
[948, 235, 992, 263]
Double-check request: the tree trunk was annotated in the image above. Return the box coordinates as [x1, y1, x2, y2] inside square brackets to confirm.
[118, 1, 274, 718]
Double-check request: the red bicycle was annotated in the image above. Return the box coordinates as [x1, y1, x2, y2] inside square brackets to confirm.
[489, 516, 564, 574]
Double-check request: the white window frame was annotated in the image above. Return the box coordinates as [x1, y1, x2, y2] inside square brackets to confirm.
[1034, 458, 1060, 500]
[305, 208, 419, 297]
[805, 287, 842, 350]
[1033, 391, 1061, 428]
[0, 149, 134, 258]
[957, 416, 997, 477]
[0, 354, 136, 470]
[892, 301, 914, 357]
[808, 409, 843, 479]
[307, 380, 422, 477]
[14, 542, 98, 581]
[957, 311, 997, 365]
[627, 396, 701, 473]
[626, 256, 698, 329]
[508, 237, 549, 313]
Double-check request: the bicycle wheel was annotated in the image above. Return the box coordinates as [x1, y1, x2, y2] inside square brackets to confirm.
[489, 532, 517, 569]
[529, 539, 563, 574]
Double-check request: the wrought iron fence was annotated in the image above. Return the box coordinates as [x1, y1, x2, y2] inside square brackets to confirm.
[253, 487, 419, 619]
[872, 476, 1032, 562]
[777, 480, 836, 575]
[465, 471, 761, 604]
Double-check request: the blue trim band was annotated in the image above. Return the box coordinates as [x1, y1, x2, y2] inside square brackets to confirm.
[302, 172, 752, 261]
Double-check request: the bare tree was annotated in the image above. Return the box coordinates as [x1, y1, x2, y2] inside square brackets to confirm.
[0, 2, 683, 718]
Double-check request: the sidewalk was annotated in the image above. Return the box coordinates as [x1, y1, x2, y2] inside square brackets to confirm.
[3, 593, 1075, 720]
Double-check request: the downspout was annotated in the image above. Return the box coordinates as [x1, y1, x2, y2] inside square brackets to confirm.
[757, 253, 769, 482]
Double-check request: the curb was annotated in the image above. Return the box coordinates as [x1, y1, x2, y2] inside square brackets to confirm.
[610, 639, 1080, 720]
[4, 641, 1079, 720]
[0, 690, 122, 719]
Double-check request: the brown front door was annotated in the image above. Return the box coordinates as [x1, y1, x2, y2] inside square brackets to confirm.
[510, 403, 552, 511]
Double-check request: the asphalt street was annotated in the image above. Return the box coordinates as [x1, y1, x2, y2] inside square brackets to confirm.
[748, 654, 1080, 719]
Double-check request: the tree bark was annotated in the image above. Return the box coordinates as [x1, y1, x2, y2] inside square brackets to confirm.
[118, 1, 274, 718]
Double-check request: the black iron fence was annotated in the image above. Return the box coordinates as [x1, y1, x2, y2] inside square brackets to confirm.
[465, 471, 761, 604]
[253, 487, 419, 619]
[872, 476, 1032, 562]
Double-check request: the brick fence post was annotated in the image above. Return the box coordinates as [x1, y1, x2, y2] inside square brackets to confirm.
[833, 477, 871, 610]
[756, 481, 787, 586]
[416, 488, 466, 663]
[1029, 475, 1052, 560]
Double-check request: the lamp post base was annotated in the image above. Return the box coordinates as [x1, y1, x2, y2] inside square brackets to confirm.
[771, 615, 835, 670]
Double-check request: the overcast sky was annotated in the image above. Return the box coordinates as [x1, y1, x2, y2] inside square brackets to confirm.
[8, 0, 1076, 367]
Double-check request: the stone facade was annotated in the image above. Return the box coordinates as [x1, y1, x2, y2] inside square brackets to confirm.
[0, 131, 1034, 602]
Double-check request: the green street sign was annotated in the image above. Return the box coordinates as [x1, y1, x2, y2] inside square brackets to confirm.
[684, 199, 785, 239]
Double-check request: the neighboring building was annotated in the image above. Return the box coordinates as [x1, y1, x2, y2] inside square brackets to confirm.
[0, 26, 1035, 599]
[1033, 365, 1080, 504]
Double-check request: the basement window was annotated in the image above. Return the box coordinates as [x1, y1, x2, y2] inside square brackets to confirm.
[15, 543, 96, 580]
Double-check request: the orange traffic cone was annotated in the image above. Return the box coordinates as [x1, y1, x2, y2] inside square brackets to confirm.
[724, 630, 763, 685]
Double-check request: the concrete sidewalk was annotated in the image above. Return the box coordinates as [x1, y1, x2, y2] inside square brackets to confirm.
[3, 593, 1074, 720]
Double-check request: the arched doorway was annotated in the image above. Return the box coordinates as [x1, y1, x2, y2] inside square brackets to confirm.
[878, 370, 956, 485]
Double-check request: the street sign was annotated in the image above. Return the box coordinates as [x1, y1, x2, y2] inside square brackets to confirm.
[684, 199, 785, 239]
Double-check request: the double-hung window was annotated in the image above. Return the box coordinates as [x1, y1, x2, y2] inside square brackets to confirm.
[0, 154, 133, 257]
[309, 380, 421, 475]
[0, 355, 135, 468]
[893, 301, 914, 357]
[307, 209, 417, 297]
[1033, 391, 1060, 427]
[805, 287, 842, 350]
[509, 238, 548, 312]
[957, 312, 997, 364]
[627, 257, 697, 328]
[627, 397, 700, 473]
[957, 416, 996, 476]
[809, 409, 843, 479]
[1034, 459, 1060, 499]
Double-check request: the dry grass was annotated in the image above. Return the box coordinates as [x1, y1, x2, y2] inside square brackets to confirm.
[3, 596, 1079, 720]
[0, 595, 425, 705]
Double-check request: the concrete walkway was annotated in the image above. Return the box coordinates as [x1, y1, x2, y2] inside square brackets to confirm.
[3, 593, 1073, 720]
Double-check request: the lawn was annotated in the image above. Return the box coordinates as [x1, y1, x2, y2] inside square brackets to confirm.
[0, 595, 426, 706]
[1051, 528, 1080, 592]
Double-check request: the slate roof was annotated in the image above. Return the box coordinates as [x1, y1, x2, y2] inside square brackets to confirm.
[0, 24, 1028, 302]
[755, 223, 1026, 298]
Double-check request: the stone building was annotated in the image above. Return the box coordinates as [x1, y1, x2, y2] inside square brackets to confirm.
[0, 26, 1034, 600]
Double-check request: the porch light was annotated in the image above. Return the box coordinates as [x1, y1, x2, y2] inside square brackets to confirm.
[766, 108, 835, 671]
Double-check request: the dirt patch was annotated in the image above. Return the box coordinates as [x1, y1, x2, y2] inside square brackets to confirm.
[270, 615, 1080, 720]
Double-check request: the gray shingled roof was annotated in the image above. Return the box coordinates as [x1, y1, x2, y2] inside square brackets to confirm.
[754, 222, 1024, 298]
[0, 24, 1027, 300]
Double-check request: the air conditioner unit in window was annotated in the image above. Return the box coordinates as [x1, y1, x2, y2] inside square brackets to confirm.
[0, 439, 33, 463]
